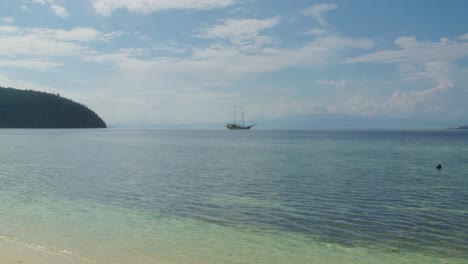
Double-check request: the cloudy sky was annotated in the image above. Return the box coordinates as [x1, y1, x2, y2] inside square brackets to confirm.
[1, 0, 467, 126]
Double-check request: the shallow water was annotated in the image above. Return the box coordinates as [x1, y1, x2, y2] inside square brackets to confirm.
[0, 129, 467, 263]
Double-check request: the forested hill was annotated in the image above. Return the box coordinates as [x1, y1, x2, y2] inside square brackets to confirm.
[0, 86, 106, 128]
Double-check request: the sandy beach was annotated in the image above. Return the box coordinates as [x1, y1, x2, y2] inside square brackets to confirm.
[0, 239, 93, 264]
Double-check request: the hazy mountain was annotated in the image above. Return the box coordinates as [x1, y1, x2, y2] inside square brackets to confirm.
[257, 113, 460, 129]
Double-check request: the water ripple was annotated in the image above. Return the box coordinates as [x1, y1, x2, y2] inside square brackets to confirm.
[0, 129, 467, 261]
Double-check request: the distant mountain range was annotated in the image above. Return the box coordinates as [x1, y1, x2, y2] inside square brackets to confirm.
[257, 113, 460, 129]
[112, 113, 460, 129]
[0, 86, 106, 128]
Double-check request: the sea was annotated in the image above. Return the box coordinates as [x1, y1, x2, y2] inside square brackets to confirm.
[0, 128, 467, 264]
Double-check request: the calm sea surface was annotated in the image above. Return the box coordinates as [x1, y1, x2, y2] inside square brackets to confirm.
[0, 129, 467, 263]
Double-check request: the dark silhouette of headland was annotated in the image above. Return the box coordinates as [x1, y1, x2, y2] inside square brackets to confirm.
[0, 86, 106, 128]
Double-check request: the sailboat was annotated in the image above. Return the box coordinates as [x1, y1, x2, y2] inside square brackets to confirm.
[226, 107, 256, 130]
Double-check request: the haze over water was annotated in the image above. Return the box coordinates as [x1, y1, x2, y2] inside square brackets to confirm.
[0, 129, 467, 263]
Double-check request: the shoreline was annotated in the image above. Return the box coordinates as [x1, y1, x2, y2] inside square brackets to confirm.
[0, 238, 98, 264]
[2, 235, 466, 264]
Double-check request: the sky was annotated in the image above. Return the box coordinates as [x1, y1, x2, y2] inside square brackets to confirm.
[0, 0, 467, 127]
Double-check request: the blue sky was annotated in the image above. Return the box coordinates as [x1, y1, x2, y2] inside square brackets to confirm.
[1, 0, 467, 126]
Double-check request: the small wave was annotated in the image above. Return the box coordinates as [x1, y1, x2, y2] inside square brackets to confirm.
[1, 235, 119, 264]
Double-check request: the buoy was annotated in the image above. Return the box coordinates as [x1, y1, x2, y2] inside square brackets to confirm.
[436, 164, 442, 170]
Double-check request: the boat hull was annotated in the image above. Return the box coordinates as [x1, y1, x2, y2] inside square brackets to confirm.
[226, 124, 255, 130]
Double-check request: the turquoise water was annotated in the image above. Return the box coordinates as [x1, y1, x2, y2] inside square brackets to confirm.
[0, 129, 467, 263]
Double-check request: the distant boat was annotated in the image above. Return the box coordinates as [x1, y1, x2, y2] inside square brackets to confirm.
[226, 107, 255, 130]
[226, 123, 255, 130]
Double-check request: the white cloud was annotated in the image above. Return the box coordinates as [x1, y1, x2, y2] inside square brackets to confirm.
[20, 5, 29, 11]
[457, 32, 468, 41]
[137, 33, 152, 41]
[0, 26, 122, 57]
[0, 26, 19, 34]
[396, 61, 455, 83]
[335, 79, 456, 117]
[386, 80, 453, 112]
[86, 34, 372, 78]
[32, 27, 102, 42]
[91, 0, 238, 16]
[339, 95, 380, 116]
[341, 34, 468, 117]
[153, 41, 191, 54]
[344, 35, 468, 116]
[49, 4, 69, 18]
[200, 17, 280, 42]
[344, 36, 468, 65]
[0, 59, 62, 71]
[27, 27, 122, 42]
[85, 48, 147, 63]
[394, 36, 419, 49]
[197, 17, 281, 54]
[1, 17, 14, 24]
[31, 0, 69, 19]
[0, 25, 122, 72]
[316, 79, 349, 88]
[79, 29, 374, 125]
[80, 21, 374, 124]
[302, 3, 338, 27]
[344, 35, 468, 99]
[301, 28, 328, 36]
[0, 35, 89, 57]
[311, 35, 373, 50]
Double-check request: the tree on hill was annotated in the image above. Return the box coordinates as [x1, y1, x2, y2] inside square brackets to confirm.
[0, 86, 106, 128]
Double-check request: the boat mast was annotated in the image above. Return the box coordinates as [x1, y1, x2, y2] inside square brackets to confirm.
[234, 105, 237, 124]
[241, 107, 245, 127]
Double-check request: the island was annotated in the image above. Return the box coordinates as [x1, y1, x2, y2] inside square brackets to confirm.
[0, 86, 106, 128]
